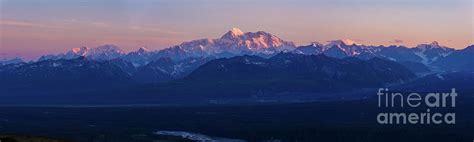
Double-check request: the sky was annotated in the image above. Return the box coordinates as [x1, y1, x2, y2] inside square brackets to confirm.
[0, 0, 473, 60]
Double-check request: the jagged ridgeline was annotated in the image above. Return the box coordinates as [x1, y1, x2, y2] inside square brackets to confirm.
[0, 28, 473, 103]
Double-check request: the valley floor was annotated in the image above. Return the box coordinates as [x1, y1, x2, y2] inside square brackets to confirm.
[0, 97, 473, 142]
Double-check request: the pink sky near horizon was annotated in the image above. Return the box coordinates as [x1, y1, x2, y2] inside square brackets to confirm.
[0, 0, 473, 60]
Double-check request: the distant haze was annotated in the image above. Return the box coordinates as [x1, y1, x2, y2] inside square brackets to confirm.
[0, 0, 473, 60]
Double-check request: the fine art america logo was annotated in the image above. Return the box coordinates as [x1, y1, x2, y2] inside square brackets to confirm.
[377, 88, 457, 125]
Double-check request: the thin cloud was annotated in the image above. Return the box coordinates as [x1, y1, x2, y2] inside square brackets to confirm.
[90, 22, 108, 27]
[129, 25, 187, 36]
[0, 19, 64, 29]
[63, 19, 109, 28]
[389, 39, 404, 44]
[63, 19, 184, 35]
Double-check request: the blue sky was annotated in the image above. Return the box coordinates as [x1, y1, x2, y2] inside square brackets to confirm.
[1, 0, 473, 59]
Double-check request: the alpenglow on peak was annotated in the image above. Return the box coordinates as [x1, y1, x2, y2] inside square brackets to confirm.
[221, 27, 245, 39]
[229, 27, 244, 36]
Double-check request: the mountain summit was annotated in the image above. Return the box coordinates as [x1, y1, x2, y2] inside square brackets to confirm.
[325, 39, 359, 48]
[155, 28, 296, 60]
[40, 44, 124, 61]
[415, 41, 447, 50]
[137, 47, 150, 53]
[71, 46, 90, 56]
[217, 28, 295, 50]
[221, 27, 245, 39]
[413, 41, 454, 64]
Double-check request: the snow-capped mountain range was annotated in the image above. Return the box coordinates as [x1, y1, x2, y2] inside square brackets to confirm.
[16, 27, 469, 68]
[181, 27, 295, 54]
[39, 44, 125, 61]
[149, 27, 296, 60]
[37, 28, 296, 66]
[412, 41, 454, 64]
[293, 40, 455, 64]
[2, 28, 473, 105]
